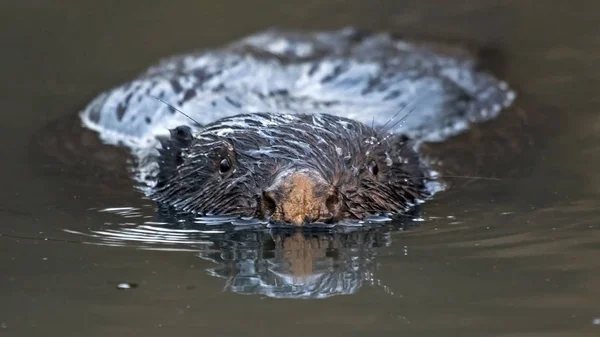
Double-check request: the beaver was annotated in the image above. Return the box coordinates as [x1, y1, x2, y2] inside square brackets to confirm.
[40, 27, 520, 226]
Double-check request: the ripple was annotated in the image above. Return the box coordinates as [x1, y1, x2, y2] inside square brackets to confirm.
[59, 204, 431, 299]
[65, 201, 436, 252]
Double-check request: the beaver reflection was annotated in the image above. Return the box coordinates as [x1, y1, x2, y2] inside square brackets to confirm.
[200, 229, 393, 299]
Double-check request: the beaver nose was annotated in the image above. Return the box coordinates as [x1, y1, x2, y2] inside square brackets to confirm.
[261, 169, 340, 225]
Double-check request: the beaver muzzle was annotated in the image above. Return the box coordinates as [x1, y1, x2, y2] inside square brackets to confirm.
[261, 169, 341, 225]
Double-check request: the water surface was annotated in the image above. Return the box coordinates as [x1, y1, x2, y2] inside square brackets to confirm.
[2, 1, 600, 336]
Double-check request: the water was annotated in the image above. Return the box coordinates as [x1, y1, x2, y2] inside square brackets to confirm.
[2, 1, 600, 336]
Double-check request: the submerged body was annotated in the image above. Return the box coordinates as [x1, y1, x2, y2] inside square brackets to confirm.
[77, 27, 516, 225]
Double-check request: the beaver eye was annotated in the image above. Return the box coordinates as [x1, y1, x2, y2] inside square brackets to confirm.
[219, 158, 232, 173]
[368, 160, 378, 176]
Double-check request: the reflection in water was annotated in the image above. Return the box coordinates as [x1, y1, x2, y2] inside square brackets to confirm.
[67, 205, 420, 299]
[205, 230, 390, 299]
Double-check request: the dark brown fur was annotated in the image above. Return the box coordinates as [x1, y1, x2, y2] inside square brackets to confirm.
[151, 113, 430, 225]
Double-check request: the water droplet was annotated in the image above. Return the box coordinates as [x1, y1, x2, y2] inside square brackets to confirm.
[117, 282, 138, 290]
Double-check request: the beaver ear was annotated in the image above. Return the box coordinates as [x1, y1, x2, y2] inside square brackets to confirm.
[388, 134, 423, 171]
[168, 126, 194, 148]
[155, 126, 194, 187]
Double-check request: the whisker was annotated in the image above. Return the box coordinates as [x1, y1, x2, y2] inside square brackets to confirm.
[403, 175, 504, 181]
[148, 95, 203, 127]
[377, 90, 429, 136]
[376, 104, 419, 145]
[376, 101, 411, 136]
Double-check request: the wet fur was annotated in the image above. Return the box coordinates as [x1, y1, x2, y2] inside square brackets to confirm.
[151, 113, 429, 219]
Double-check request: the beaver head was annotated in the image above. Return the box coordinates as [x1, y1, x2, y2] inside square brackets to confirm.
[151, 113, 430, 225]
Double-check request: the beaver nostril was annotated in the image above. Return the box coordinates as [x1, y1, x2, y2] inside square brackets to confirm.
[261, 190, 277, 216]
[325, 193, 340, 214]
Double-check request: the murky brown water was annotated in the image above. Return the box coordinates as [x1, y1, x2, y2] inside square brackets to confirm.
[2, 1, 600, 336]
